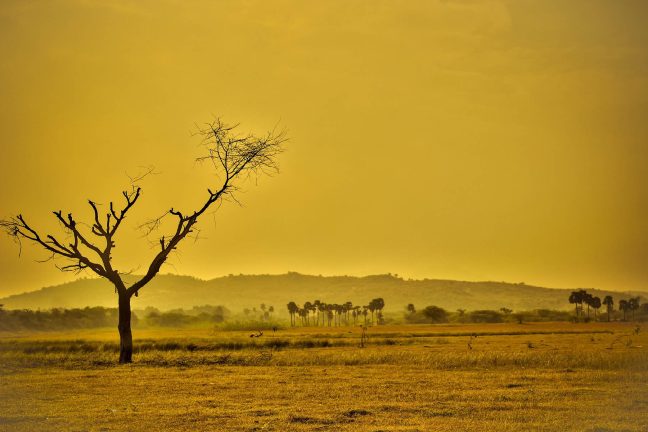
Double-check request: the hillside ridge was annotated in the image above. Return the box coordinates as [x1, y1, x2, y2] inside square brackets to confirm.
[1, 273, 645, 313]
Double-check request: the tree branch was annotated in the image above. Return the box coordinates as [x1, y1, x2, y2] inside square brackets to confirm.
[127, 119, 285, 296]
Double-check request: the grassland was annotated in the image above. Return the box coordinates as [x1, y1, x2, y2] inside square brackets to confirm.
[1, 322, 647, 431]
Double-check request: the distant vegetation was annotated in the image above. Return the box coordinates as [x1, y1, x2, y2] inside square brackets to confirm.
[0, 304, 227, 332]
[404, 305, 574, 324]
[3, 296, 647, 332]
[141, 305, 228, 327]
[286, 298, 385, 326]
[568, 290, 645, 322]
[0, 306, 129, 331]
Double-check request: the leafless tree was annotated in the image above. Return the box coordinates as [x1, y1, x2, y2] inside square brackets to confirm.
[1, 118, 285, 363]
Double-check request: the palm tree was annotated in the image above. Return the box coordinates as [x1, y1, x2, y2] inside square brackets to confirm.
[336, 304, 343, 326]
[286, 301, 298, 326]
[619, 299, 629, 321]
[629, 297, 640, 321]
[303, 302, 313, 326]
[318, 302, 326, 327]
[367, 298, 385, 325]
[569, 291, 582, 320]
[367, 302, 376, 325]
[591, 296, 601, 320]
[326, 307, 334, 327]
[374, 298, 385, 323]
[344, 301, 353, 325]
[603, 296, 614, 322]
[313, 300, 321, 326]
[583, 292, 594, 319]
[579, 290, 589, 319]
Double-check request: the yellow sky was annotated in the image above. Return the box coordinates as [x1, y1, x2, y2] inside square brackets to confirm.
[1, 0, 647, 296]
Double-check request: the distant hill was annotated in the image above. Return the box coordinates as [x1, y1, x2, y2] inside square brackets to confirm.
[1, 273, 645, 314]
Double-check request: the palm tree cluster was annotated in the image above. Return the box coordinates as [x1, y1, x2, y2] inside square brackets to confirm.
[286, 298, 385, 327]
[569, 291, 642, 322]
[568, 290, 603, 321]
[618, 297, 641, 321]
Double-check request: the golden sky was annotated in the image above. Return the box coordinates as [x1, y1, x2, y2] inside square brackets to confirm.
[1, 0, 647, 296]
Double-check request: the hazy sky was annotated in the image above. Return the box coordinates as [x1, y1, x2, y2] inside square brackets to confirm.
[1, 0, 647, 296]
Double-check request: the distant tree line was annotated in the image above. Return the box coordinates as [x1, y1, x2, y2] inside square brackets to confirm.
[401, 295, 646, 325]
[143, 305, 228, 327]
[0, 304, 228, 331]
[286, 298, 385, 326]
[0, 306, 130, 331]
[405, 304, 578, 324]
[568, 290, 644, 322]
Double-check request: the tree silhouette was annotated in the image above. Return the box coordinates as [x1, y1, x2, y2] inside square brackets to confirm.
[313, 300, 321, 326]
[366, 298, 385, 325]
[422, 305, 448, 323]
[407, 304, 416, 315]
[344, 301, 353, 325]
[335, 304, 343, 326]
[591, 296, 601, 320]
[286, 302, 298, 326]
[629, 297, 640, 321]
[602, 296, 614, 322]
[569, 290, 588, 320]
[318, 302, 327, 327]
[1, 119, 284, 363]
[569, 291, 578, 320]
[303, 301, 313, 326]
[619, 299, 629, 321]
[583, 292, 593, 320]
[374, 298, 385, 322]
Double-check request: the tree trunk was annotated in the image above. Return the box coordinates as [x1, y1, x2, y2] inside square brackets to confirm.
[118, 293, 133, 364]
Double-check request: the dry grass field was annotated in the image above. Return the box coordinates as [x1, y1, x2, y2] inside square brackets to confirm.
[1, 322, 647, 431]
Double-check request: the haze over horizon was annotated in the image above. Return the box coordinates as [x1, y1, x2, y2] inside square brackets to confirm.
[1, 1, 647, 297]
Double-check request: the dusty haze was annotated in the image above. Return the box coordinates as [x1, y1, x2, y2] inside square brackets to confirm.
[1, 0, 647, 296]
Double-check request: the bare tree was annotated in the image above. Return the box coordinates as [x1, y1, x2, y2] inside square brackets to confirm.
[1, 119, 285, 363]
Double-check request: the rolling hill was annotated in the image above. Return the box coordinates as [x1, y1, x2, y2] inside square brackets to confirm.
[1, 273, 645, 314]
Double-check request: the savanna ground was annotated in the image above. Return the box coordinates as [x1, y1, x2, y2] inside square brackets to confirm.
[0, 322, 646, 431]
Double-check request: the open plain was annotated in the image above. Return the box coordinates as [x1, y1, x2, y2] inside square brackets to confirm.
[1, 322, 646, 431]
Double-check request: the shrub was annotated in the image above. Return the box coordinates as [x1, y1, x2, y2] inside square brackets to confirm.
[468, 310, 503, 323]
